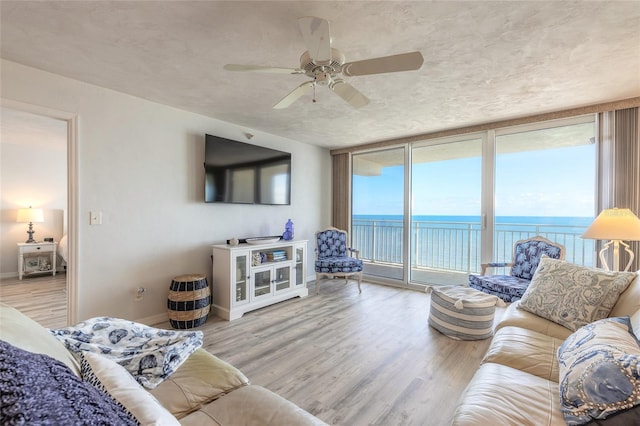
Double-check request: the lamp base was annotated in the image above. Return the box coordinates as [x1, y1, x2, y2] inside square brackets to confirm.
[25, 222, 36, 244]
[599, 240, 635, 272]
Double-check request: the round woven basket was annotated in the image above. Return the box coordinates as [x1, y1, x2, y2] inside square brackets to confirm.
[167, 274, 211, 329]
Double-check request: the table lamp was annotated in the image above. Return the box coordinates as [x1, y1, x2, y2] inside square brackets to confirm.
[581, 208, 640, 271]
[16, 207, 44, 243]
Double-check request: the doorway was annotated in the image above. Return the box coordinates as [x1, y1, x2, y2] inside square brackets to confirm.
[0, 99, 77, 325]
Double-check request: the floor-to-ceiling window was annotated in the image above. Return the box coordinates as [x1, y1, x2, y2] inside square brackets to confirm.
[493, 117, 597, 270]
[410, 136, 483, 285]
[352, 147, 406, 281]
[349, 115, 597, 287]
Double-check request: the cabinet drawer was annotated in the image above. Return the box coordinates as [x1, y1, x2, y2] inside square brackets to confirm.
[22, 244, 53, 254]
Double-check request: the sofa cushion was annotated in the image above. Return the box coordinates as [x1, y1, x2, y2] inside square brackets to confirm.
[315, 256, 363, 274]
[81, 351, 180, 425]
[557, 316, 640, 424]
[519, 258, 636, 331]
[468, 274, 531, 303]
[0, 339, 137, 425]
[450, 363, 566, 426]
[179, 385, 328, 426]
[0, 302, 80, 374]
[482, 326, 564, 382]
[149, 348, 250, 419]
[495, 301, 573, 340]
[609, 271, 640, 318]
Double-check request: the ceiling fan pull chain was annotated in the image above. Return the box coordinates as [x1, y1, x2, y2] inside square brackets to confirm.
[313, 83, 317, 103]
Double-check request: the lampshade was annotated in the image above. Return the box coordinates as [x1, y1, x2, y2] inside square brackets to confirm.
[16, 207, 44, 224]
[581, 208, 640, 241]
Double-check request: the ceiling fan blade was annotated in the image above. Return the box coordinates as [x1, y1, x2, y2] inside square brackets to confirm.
[342, 51, 424, 77]
[224, 64, 303, 74]
[330, 79, 369, 109]
[273, 81, 315, 109]
[298, 16, 331, 65]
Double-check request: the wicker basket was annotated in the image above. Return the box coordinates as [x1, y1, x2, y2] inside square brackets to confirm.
[168, 274, 211, 329]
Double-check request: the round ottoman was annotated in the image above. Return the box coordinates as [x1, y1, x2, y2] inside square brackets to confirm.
[168, 274, 211, 329]
[428, 285, 505, 340]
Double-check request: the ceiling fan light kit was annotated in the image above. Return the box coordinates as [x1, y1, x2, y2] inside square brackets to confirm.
[224, 16, 424, 110]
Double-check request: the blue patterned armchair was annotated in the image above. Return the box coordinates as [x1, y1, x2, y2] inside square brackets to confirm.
[468, 236, 565, 303]
[315, 227, 363, 294]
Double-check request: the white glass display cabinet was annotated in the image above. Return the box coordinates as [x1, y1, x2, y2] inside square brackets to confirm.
[211, 240, 308, 320]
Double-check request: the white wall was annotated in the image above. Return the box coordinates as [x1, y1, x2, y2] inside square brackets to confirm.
[1, 59, 332, 323]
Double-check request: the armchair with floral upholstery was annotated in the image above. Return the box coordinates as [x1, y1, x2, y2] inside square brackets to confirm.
[315, 227, 363, 294]
[468, 236, 565, 303]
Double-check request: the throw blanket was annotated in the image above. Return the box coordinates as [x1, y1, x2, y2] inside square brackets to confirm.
[50, 317, 203, 389]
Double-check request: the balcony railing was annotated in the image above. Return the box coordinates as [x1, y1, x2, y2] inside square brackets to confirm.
[352, 218, 594, 275]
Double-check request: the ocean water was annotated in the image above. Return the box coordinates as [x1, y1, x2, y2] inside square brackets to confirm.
[351, 214, 595, 269]
[353, 214, 593, 226]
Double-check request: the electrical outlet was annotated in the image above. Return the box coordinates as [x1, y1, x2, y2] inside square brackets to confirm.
[134, 287, 145, 302]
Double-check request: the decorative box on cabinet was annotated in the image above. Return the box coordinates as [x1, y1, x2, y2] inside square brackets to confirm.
[211, 240, 308, 321]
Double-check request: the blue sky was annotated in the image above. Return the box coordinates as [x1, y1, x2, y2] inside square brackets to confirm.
[353, 144, 596, 218]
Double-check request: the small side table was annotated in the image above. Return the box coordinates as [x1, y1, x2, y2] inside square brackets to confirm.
[17, 242, 57, 280]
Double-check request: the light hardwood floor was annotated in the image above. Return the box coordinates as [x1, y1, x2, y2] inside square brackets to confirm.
[160, 280, 498, 425]
[0, 273, 68, 328]
[1, 276, 499, 425]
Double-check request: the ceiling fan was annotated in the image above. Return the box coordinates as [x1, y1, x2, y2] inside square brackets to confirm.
[224, 16, 424, 109]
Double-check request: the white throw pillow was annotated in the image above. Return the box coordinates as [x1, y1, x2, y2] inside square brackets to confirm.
[80, 352, 180, 426]
[519, 257, 636, 331]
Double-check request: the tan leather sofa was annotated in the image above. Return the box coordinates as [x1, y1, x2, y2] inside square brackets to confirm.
[451, 272, 640, 425]
[0, 303, 326, 426]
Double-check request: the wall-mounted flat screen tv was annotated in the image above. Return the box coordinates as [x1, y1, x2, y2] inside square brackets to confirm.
[204, 134, 291, 205]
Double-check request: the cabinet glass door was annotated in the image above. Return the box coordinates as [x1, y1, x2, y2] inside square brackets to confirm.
[254, 269, 272, 298]
[295, 246, 304, 287]
[274, 265, 291, 293]
[233, 254, 248, 305]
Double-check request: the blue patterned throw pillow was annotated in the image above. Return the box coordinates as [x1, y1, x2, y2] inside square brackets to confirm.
[557, 317, 640, 425]
[0, 339, 137, 425]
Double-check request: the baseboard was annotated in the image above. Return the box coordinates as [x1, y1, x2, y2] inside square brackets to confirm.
[0, 272, 19, 280]
[135, 312, 169, 326]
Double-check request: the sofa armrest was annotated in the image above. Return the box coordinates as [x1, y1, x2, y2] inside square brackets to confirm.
[149, 348, 249, 419]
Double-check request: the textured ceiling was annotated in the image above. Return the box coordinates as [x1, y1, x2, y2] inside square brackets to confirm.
[1, 1, 639, 149]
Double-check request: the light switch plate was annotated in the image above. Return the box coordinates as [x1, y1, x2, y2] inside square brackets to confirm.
[90, 211, 102, 225]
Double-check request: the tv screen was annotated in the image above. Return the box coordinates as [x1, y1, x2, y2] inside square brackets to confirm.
[204, 134, 291, 205]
